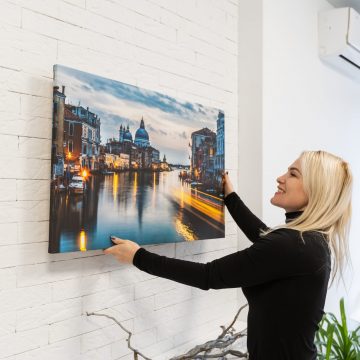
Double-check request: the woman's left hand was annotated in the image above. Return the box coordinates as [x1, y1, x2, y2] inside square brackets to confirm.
[103, 236, 141, 264]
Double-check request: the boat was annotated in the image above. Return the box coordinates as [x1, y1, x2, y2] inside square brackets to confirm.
[100, 169, 115, 175]
[69, 176, 85, 194]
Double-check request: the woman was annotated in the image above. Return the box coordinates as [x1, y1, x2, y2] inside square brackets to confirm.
[104, 150, 353, 360]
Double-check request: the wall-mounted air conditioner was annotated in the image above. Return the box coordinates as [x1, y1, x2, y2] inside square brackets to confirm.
[318, 7, 360, 80]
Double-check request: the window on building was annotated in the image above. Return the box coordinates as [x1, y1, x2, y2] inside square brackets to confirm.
[68, 140, 73, 153]
[69, 123, 74, 136]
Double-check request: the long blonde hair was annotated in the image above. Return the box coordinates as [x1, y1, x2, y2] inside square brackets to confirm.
[260, 150, 353, 288]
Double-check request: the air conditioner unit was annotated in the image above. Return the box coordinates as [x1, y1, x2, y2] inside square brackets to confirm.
[318, 7, 360, 79]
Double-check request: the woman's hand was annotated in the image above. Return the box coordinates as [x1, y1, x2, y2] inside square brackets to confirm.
[222, 171, 235, 198]
[103, 236, 141, 264]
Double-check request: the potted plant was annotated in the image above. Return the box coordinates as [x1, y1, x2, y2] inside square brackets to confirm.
[315, 297, 360, 359]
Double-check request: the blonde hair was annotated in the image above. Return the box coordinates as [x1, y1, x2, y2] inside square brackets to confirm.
[260, 150, 353, 288]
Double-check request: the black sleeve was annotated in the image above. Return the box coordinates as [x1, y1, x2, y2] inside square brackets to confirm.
[224, 192, 269, 243]
[133, 230, 320, 291]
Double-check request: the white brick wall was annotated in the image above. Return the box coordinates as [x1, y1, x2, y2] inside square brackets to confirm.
[0, 0, 241, 358]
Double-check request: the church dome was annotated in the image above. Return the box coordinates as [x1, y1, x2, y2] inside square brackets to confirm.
[135, 128, 149, 140]
[134, 118, 150, 148]
[123, 125, 133, 142]
[124, 131, 132, 141]
[135, 118, 149, 141]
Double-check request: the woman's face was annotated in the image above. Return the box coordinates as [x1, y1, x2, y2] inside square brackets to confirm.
[270, 158, 309, 213]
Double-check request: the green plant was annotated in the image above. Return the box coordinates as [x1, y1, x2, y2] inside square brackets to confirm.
[315, 297, 360, 360]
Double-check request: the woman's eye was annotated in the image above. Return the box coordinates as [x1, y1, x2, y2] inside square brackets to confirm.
[290, 173, 296, 177]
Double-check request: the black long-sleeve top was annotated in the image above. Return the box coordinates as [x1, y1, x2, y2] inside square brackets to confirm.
[133, 192, 331, 360]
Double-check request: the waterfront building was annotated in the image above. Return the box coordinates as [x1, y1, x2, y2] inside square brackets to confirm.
[64, 104, 101, 171]
[115, 117, 162, 170]
[52, 86, 66, 177]
[190, 127, 216, 183]
[215, 111, 224, 179]
[134, 117, 150, 148]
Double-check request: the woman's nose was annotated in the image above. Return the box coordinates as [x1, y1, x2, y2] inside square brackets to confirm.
[277, 174, 285, 183]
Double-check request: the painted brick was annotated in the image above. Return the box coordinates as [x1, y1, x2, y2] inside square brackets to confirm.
[17, 220, 49, 243]
[112, 296, 155, 322]
[16, 179, 50, 201]
[81, 321, 132, 354]
[0, 0, 21, 27]
[134, 276, 178, 300]
[52, 273, 110, 301]
[0, 1, 239, 359]
[84, 344, 112, 360]
[0, 179, 17, 201]
[0, 200, 49, 224]
[18, 137, 52, 160]
[0, 266, 17, 290]
[0, 90, 20, 113]
[0, 325, 49, 358]
[0, 283, 51, 313]
[20, 94, 52, 118]
[0, 67, 53, 97]
[0, 311, 16, 337]
[140, 337, 174, 359]
[82, 286, 135, 313]
[17, 259, 82, 287]
[0, 157, 51, 179]
[154, 284, 192, 310]
[0, 113, 52, 139]
[8, 337, 81, 360]
[16, 298, 82, 331]
[49, 313, 113, 343]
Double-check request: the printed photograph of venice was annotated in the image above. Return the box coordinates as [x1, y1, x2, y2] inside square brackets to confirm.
[49, 65, 225, 253]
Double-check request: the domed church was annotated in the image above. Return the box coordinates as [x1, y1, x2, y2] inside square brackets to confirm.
[119, 124, 133, 143]
[113, 118, 164, 170]
[134, 117, 150, 148]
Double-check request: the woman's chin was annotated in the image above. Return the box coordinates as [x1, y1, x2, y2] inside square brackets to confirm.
[270, 197, 282, 208]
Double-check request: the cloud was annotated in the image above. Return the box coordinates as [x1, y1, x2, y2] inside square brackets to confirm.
[54, 65, 223, 164]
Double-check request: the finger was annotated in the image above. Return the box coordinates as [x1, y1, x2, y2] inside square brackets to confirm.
[110, 236, 125, 244]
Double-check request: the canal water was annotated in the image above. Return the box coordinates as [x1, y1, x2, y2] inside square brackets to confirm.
[49, 169, 224, 253]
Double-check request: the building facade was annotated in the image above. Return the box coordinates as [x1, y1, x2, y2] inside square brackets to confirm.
[106, 117, 165, 171]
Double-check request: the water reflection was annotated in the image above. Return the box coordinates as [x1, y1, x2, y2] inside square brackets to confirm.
[49, 170, 224, 253]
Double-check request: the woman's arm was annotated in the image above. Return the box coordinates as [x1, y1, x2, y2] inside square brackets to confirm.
[222, 172, 269, 243]
[224, 192, 269, 243]
[132, 230, 324, 290]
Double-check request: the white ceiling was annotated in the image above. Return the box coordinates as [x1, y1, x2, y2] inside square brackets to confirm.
[327, 0, 360, 13]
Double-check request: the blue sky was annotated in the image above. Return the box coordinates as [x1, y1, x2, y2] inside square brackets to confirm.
[54, 64, 223, 164]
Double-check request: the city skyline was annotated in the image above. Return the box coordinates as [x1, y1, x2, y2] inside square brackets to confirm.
[54, 65, 222, 164]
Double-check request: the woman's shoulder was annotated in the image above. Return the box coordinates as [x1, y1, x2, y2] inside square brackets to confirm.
[260, 227, 330, 252]
[262, 226, 326, 240]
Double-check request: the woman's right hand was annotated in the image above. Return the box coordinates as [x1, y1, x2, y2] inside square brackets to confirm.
[222, 171, 235, 198]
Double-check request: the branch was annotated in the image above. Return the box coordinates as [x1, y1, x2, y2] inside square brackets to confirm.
[86, 311, 151, 360]
[218, 303, 248, 339]
[86, 303, 249, 359]
[170, 303, 248, 359]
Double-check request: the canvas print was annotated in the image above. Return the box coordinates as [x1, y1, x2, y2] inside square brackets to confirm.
[49, 65, 225, 253]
